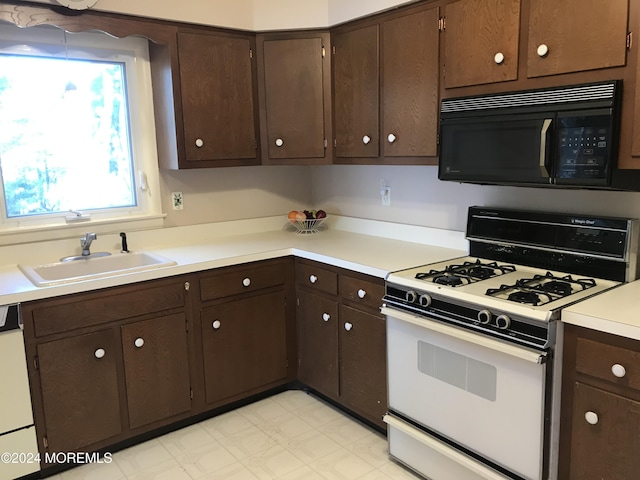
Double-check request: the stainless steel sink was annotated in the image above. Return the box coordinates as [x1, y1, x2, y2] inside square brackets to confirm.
[19, 252, 177, 287]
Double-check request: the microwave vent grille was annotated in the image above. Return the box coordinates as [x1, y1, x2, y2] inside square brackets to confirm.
[441, 82, 617, 114]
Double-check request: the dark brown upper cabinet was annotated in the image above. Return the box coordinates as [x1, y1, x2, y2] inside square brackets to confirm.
[527, 0, 629, 78]
[332, 4, 440, 164]
[152, 29, 260, 169]
[443, 0, 521, 88]
[256, 32, 333, 165]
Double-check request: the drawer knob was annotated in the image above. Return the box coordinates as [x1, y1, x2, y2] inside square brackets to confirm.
[94, 348, 106, 359]
[322, 313, 331, 322]
[212, 320, 221, 330]
[242, 277, 251, 287]
[357, 289, 367, 299]
[275, 138, 284, 147]
[387, 133, 396, 143]
[494, 52, 505, 64]
[584, 411, 599, 425]
[195, 138, 204, 148]
[362, 135, 371, 145]
[611, 363, 627, 378]
[536, 44, 549, 57]
[134, 337, 144, 348]
[309, 274, 318, 284]
[344, 322, 353, 331]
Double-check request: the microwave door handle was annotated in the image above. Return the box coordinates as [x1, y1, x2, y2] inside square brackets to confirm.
[539, 118, 553, 178]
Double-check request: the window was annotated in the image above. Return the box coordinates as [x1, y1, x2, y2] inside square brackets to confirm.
[0, 25, 162, 239]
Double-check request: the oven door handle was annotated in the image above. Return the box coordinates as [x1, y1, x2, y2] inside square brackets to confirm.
[384, 414, 513, 480]
[381, 306, 547, 364]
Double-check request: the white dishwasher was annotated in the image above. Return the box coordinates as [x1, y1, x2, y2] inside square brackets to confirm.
[0, 305, 39, 480]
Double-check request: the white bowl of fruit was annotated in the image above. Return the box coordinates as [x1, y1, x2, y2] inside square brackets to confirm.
[287, 209, 327, 234]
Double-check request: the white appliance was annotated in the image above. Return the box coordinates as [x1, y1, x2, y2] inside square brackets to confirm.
[0, 305, 39, 480]
[383, 207, 639, 480]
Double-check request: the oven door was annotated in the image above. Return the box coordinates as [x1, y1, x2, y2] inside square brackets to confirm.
[383, 306, 547, 480]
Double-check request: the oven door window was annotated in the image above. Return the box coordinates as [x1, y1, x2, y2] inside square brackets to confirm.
[439, 113, 553, 185]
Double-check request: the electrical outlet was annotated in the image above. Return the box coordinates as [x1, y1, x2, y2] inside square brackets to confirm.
[381, 186, 391, 206]
[172, 192, 183, 210]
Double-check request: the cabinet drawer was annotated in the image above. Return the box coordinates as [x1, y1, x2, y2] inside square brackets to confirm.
[339, 274, 384, 311]
[31, 281, 187, 337]
[200, 261, 285, 302]
[576, 337, 640, 391]
[296, 261, 338, 295]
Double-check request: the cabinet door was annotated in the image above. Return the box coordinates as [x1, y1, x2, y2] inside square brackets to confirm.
[177, 32, 258, 165]
[37, 329, 122, 452]
[527, 0, 629, 78]
[444, 0, 520, 88]
[201, 291, 288, 405]
[121, 313, 191, 430]
[568, 382, 640, 479]
[333, 25, 379, 159]
[297, 290, 339, 398]
[339, 305, 387, 428]
[382, 7, 439, 157]
[261, 36, 327, 161]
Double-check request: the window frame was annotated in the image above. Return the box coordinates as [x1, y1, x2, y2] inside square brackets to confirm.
[0, 24, 164, 245]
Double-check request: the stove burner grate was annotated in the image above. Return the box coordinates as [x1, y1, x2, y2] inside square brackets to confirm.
[486, 271, 597, 305]
[415, 259, 516, 287]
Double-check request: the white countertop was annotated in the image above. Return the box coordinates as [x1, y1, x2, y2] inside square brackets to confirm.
[0, 216, 468, 305]
[562, 280, 640, 341]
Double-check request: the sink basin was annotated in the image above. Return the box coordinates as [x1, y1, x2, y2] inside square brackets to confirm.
[19, 252, 177, 287]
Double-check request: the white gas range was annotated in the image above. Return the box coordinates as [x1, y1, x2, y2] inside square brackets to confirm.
[382, 207, 639, 480]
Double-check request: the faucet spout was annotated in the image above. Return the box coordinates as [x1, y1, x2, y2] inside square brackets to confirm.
[80, 233, 97, 256]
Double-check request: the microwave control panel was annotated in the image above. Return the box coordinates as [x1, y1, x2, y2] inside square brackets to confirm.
[556, 114, 613, 181]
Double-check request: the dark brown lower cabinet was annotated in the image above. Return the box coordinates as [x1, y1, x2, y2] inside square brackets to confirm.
[297, 289, 339, 398]
[560, 324, 640, 479]
[201, 290, 289, 405]
[339, 305, 387, 426]
[121, 313, 192, 429]
[36, 329, 122, 453]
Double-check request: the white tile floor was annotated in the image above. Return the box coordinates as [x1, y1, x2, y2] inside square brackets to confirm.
[46, 390, 420, 480]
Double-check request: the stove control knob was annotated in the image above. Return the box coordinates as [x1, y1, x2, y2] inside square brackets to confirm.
[405, 290, 418, 303]
[418, 294, 432, 307]
[496, 314, 511, 330]
[477, 309, 492, 324]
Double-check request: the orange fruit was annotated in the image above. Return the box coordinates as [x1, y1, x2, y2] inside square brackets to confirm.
[288, 210, 299, 220]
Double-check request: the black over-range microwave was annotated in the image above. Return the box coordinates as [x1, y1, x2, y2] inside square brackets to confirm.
[438, 81, 622, 188]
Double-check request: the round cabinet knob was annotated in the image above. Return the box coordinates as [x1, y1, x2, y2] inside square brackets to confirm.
[212, 320, 221, 330]
[611, 363, 627, 378]
[387, 133, 397, 143]
[536, 44, 549, 57]
[94, 348, 105, 359]
[309, 274, 318, 284]
[134, 337, 144, 348]
[344, 322, 353, 331]
[494, 52, 505, 64]
[585, 411, 599, 425]
[362, 135, 371, 145]
[242, 277, 251, 287]
[405, 290, 417, 303]
[275, 138, 284, 147]
[322, 313, 331, 322]
[195, 138, 204, 148]
[357, 289, 367, 299]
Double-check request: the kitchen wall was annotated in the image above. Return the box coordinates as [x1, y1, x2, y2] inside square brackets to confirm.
[25, 0, 640, 232]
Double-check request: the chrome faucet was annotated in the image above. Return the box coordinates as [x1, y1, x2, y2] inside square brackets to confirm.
[80, 233, 97, 256]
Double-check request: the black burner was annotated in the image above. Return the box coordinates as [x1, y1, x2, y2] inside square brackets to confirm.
[467, 266, 496, 279]
[434, 274, 464, 286]
[540, 280, 573, 296]
[508, 291, 542, 305]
